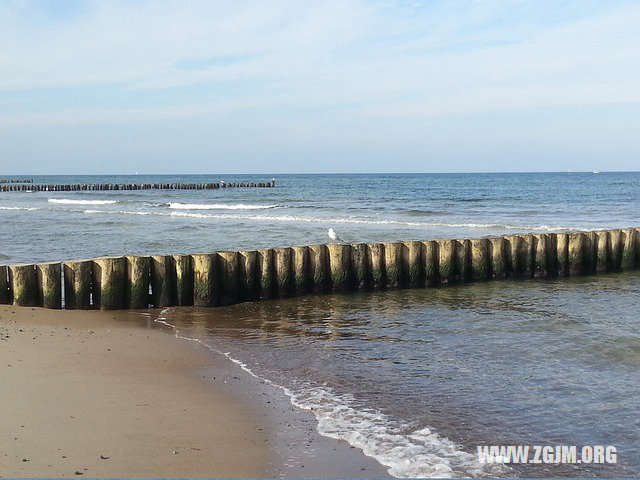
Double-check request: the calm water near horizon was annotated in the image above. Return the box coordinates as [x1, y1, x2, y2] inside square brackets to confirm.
[1, 172, 639, 477]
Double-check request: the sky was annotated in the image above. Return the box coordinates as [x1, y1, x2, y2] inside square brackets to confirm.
[1, 0, 639, 174]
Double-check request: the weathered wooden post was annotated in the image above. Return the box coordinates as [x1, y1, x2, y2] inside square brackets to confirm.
[37, 262, 62, 309]
[0, 265, 10, 304]
[595, 230, 609, 273]
[545, 233, 559, 277]
[238, 250, 259, 301]
[384, 242, 404, 288]
[274, 247, 293, 298]
[9, 264, 38, 307]
[350, 243, 369, 290]
[308, 244, 330, 293]
[403, 241, 424, 288]
[92, 257, 127, 309]
[507, 235, 533, 278]
[172, 255, 194, 306]
[292, 246, 311, 295]
[609, 229, 623, 272]
[490, 237, 506, 278]
[533, 234, 549, 278]
[455, 239, 471, 281]
[217, 251, 239, 305]
[64, 260, 92, 309]
[192, 253, 217, 307]
[421, 240, 438, 286]
[557, 233, 569, 277]
[151, 255, 176, 307]
[328, 244, 352, 292]
[438, 239, 455, 284]
[568, 233, 587, 275]
[367, 243, 385, 289]
[126, 256, 150, 309]
[471, 238, 490, 280]
[257, 249, 275, 299]
[622, 228, 637, 271]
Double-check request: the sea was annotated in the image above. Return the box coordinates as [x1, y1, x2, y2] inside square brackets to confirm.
[1, 172, 639, 477]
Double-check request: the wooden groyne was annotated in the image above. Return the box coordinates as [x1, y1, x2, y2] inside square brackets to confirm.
[0, 179, 34, 184]
[0, 180, 275, 192]
[1, 227, 639, 310]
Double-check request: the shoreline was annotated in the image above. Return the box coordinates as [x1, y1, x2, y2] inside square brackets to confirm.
[0, 305, 390, 478]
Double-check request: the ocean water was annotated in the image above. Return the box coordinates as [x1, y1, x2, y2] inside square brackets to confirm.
[1, 172, 639, 263]
[2, 172, 640, 477]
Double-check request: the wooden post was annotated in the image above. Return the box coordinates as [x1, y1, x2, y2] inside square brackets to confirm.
[423, 240, 438, 286]
[403, 241, 424, 288]
[217, 251, 239, 305]
[533, 234, 549, 278]
[257, 249, 275, 299]
[151, 255, 176, 307]
[557, 233, 569, 277]
[0, 265, 10, 304]
[350, 243, 369, 290]
[438, 239, 455, 284]
[328, 244, 352, 292]
[37, 262, 62, 309]
[92, 257, 127, 310]
[9, 264, 38, 307]
[238, 250, 259, 301]
[192, 253, 217, 307]
[595, 231, 609, 273]
[455, 239, 471, 281]
[126, 256, 150, 309]
[292, 246, 311, 295]
[470, 238, 490, 280]
[308, 244, 330, 293]
[490, 237, 506, 278]
[64, 260, 92, 309]
[274, 247, 293, 298]
[507, 235, 533, 278]
[367, 243, 385, 289]
[172, 254, 194, 306]
[384, 242, 404, 288]
[610, 229, 623, 272]
[545, 233, 559, 277]
[568, 233, 586, 275]
[621, 228, 637, 270]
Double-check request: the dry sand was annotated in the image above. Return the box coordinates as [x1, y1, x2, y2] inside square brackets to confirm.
[0, 305, 270, 478]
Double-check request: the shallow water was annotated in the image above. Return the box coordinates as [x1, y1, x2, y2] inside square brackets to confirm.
[162, 273, 640, 477]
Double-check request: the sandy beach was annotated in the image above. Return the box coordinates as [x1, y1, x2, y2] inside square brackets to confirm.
[0, 305, 271, 477]
[0, 305, 390, 478]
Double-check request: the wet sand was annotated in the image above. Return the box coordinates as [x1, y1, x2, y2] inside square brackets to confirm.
[0, 305, 390, 478]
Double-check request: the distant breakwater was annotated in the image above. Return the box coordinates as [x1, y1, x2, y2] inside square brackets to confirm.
[0, 179, 275, 192]
[0, 179, 34, 184]
[1, 228, 639, 310]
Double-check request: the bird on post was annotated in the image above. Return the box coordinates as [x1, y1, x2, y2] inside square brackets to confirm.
[328, 228, 341, 243]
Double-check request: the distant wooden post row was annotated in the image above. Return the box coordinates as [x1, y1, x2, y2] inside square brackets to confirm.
[0, 180, 276, 192]
[1, 228, 639, 310]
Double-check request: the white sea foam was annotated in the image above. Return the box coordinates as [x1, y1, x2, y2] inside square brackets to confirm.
[151, 312, 507, 479]
[82, 209, 150, 215]
[168, 202, 280, 210]
[0, 206, 38, 211]
[70, 206, 579, 233]
[168, 210, 565, 231]
[48, 198, 117, 205]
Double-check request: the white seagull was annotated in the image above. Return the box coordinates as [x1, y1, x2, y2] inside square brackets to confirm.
[328, 228, 339, 242]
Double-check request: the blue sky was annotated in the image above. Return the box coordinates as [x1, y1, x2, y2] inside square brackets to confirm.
[1, 0, 639, 174]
